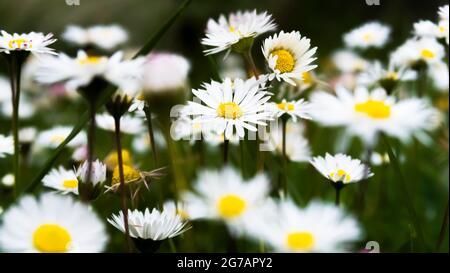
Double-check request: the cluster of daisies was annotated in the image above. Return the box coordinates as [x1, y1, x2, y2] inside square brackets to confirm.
[0, 5, 448, 253]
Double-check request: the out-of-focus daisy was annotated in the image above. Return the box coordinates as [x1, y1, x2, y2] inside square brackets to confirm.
[132, 131, 165, 153]
[268, 121, 311, 163]
[0, 30, 56, 55]
[0, 193, 108, 252]
[171, 116, 207, 143]
[129, 94, 146, 113]
[262, 31, 317, 86]
[1, 95, 36, 119]
[310, 153, 373, 184]
[108, 208, 190, 252]
[187, 77, 272, 139]
[357, 61, 417, 92]
[42, 167, 79, 195]
[202, 10, 276, 55]
[244, 199, 362, 252]
[428, 61, 449, 91]
[19, 127, 37, 144]
[413, 20, 448, 43]
[181, 167, 270, 234]
[96, 113, 145, 134]
[270, 98, 312, 122]
[220, 54, 247, 79]
[438, 5, 449, 44]
[331, 50, 369, 73]
[1, 173, 14, 188]
[141, 52, 190, 93]
[162, 200, 190, 219]
[36, 50, 145, 94]
[343, 22, 391, 49]
[62, 24, 128, 50]
[391, 38, 445, 68]
[35, 126, 86, 149]
[76, 159, 106, 185]
[0, 135, 13, 157]
[310, 86, 439, 145]
[104, 149, 133, 170]
[370, 152, 390, 166]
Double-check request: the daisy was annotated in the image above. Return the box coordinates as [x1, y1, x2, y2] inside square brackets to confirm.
[162, 200, 190, 219]
[413, 20, 447, 42]
[36, 50, 145, 94]
[310, 153, 373, 184]
[108, 208, 190, 252]
[262, 31, 318, 85]
[310, 86, 439, 146]
[19, 127, 37, 144]
[343, 22, 391, 49]
[0, 193, 108, 252]
[181, 167, 270, 234]
[268, 121, 311, 163]
[187, 77, 272, 139]
[76, 159, 106, 185]
[35, 126, 86, 149]
[1, 173, 14, 188]
[96, 113, 145, 134]
[1, 95, 36, 119]
[357, 61, 417, 91]
[438, 5, 449, 44]
[141, 52, 190, 93]
[270, 98, 312, 122]
[0, 30, 57, 55]
[428, 61, 449, 91]
[201, 10, 276, 55]
[62, 24, 128, 50]
[390, 38, 445, 68]
[129, 94, 146, 113]
[0, 135, 13, 157]
[331, 50, 369, 73]
[104, 149, 133, 170]
[42, 166, 79, 195]
[244, 199, 362, 252]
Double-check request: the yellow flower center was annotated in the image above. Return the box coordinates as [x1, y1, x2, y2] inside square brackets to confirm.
[229, 25, 236, 32]
[50, 134, 67, 144]
[33, 224, 71, 253]
[329, 169, 352, 183]
[286, 231, 315, 251]
[302, 72, 313, 84]
[217, 194, 246, 218]
[354, 99, 391, 119]
[421, 49, 435, 59]
[439, 26, 446, 33]
[362, 33, 373, 43]
[217, 102, 243, 119]
[112, 164, 141, 185]
[63, 179, 78, 189]
[177, 209, 189, 219]
[277, 102, 295, 111]
[78, 56, 103, 65]
[137, 94, 145, 101]
[105, 149, 132, 170]
[271, 49, 295, 73]
[385, 71, 399, 81]
[8, 39, 32, 49]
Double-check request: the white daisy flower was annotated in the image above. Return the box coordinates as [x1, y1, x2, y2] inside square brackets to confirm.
[76, 159, 106, 185]
[244, 199, 362, 252]
[129, 95, 146, 113]
[96, 113, 145, 134]
[428, 61, 449, 91]
[390, 38, 445, 68]
[0, 193, 108, 252]
[343, 22, 391, 49]
[331, 50, 369, 73]
[36, 50, 145, 94]
[202, 10, 276, 55]
[19, 127, 38, 144]
[0, 30, 57, 55]
[42, 167, 79, 195]
[181, 167, 270, 234]
[187, 77, 272, 139]
[270, 98, 312, 122]
[370, 152, 390, 166]
[357, 61, 417, 88]
[413, 20, 448, 42]
[0, 134, 13, 158]
[141, 52, 190, 93]
[310, 153, 373, 184]
[35, 126, 86, 149]
[62, 24, 128, 50]
[268, 121, 311, 163]
[162, 200, 190, 219]
[439, 5, 449, 21]
[262, 31, 318, 86]
[1, 173, 14, 187]
[310, 86, 439, 146]
[108, 208, 190, 240]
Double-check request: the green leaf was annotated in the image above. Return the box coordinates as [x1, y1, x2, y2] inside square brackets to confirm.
[23, 0, 193, 195]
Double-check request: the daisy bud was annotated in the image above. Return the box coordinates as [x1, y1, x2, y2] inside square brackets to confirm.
[76, 159, 107, 201]
[105, 93, 133, 119]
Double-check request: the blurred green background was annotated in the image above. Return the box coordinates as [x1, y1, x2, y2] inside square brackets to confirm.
[0, 0, 448, 253]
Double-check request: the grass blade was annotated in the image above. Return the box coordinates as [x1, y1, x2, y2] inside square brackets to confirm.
[23, 0, 193, 194]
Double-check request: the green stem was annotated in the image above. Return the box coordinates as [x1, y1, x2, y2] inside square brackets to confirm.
[10, 59, 21, 198]
[223, 139, 229, 165]
[242, 50, 259, 79]
[382, 134, 426, 250]
[114, 117, 133, 253]
[335, 186, 341, 206]
[436, 198, 449, 252]
[143, 106, 158, 167]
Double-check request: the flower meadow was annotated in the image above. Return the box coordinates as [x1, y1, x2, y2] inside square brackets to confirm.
[0, 0, 448, 253]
